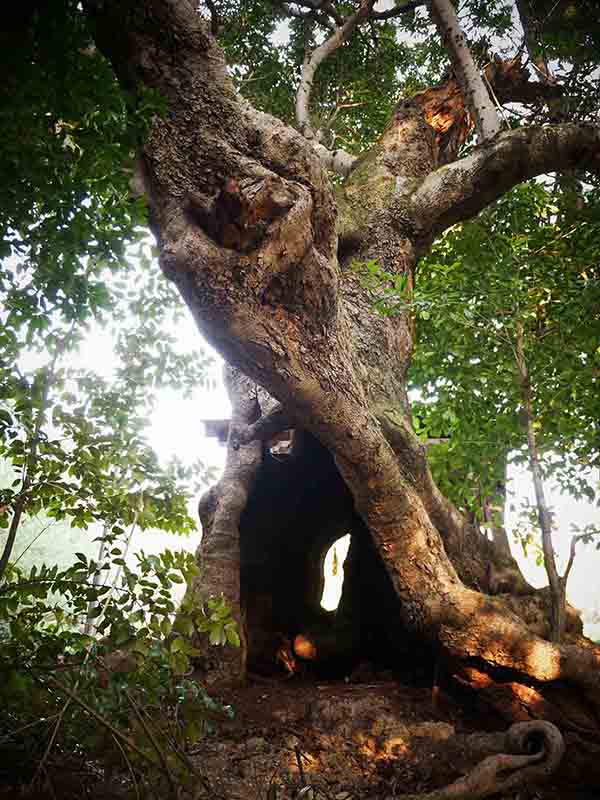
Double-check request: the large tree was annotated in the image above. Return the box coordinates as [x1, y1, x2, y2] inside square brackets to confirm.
[5, 0, 600, 790]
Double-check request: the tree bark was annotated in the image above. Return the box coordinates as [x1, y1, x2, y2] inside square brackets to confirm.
[193, 366, 265, 684]
[428, 0, 501, 141]
[83, 0, 600, 785]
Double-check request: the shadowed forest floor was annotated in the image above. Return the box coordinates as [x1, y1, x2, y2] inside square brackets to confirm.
[2, 671, 596, 800]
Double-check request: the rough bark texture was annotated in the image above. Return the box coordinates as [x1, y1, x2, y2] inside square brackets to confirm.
[83, 0, 600, 789]
[192, 365, 263, 684]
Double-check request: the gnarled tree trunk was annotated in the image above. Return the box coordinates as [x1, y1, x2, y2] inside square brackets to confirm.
[84, 0, 600, 789]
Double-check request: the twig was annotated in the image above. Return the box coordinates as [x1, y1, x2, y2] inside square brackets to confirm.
[33, 702, 70, 789]
[481, 64, 512, 131]
[11, 520, 56, 568]
[124, 689, 178, 796]
[111, 732, 141, 800]
[0, 712, 61, 745]
[294, 745, 306, 787]
[47, 676, 162, 770]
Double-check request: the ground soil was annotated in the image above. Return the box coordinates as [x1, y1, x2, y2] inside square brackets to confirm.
[188, 670, 594, 800]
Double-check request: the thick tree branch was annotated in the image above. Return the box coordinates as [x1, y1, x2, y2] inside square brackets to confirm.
[412, 123, 600, 239]
[311, 141, 356, 175]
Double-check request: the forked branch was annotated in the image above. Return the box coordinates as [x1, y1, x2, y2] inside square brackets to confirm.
[292, 0, 420, 174]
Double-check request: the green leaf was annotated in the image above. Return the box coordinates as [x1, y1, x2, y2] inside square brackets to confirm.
[209, 626, 224, 646]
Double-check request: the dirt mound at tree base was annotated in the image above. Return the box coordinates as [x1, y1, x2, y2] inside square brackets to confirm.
[191, 675, 588, 800]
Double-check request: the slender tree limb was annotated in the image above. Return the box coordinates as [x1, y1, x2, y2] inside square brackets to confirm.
[564, 534, 585, 584]
[514, 319, 564, 642]
[411, 122, 600, 239]
[290, 0, 389, 173]
[295, 0, 375, 140]
[294, 0, 424, 159]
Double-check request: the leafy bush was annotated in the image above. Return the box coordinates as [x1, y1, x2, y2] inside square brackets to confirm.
[0, 530, 238, 799]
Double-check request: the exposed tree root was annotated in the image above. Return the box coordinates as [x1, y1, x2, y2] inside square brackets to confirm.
[394, 721, 564, 799]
